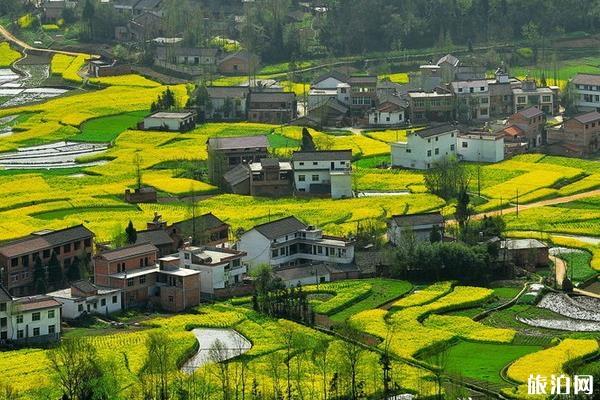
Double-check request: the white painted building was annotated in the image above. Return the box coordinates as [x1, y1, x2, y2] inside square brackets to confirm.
[292, 150, 353, 198]
[238, 216, 355, 271]
[308, 89, 338, 109]
[368, 95, 407, 126]
[451, 80, 490, 120]
[47, 280, 122, 320]
[391, 125, 459, 170]
[388, 212, 445, 245]
[143, 112, 196, 132]
[2, 289, 62, 343]
[570, 73, 600, 112]
[456, 131, 505, 163]
[178, 247, 247, 295]
[311, 71, 349, 90]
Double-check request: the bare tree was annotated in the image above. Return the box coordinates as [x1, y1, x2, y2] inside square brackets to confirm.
[139, 332, 173, 400]
[312, 338, 330, 400]
[208, 339, 231, 400]
[337, 323, 364, 400]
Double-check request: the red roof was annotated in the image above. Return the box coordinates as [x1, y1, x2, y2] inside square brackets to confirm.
[14, 296, 61, 312]
[502, 125, 525, 137]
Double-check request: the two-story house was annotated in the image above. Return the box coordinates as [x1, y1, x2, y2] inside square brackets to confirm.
[224, 159, 293, 197]
[207, 135, 269, 186]
[456, 131, 505, 163]
[47, 280, 122, 320]
[388, 212, 445, 245]
[0, 225, 94, 296]
[155, 47, 220, 70]
[506, 106, 546, 148]
[206, 86, 250, 121]
[547, 111, 600, 156]
[291, 150, 353, 199]
[570, 73, 600, 112]
[247, 92, 297, 124]
[512, 79, 554, 115]
[391, 125, 459, 170]
[348, 76, 378, 114]
[451, 80, 490, 120]
[238, 216, 355, 271]
[407, 89, 455, 122]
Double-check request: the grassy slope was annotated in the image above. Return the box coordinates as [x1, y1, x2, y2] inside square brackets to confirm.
[74, 111, 148, 142]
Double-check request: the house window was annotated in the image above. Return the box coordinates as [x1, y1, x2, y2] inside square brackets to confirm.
[462, 142, 468, 148]
[299, 162, 304, 166]
[16, 315, 23, 324]
[272, 250, 278, 258]
[32, 312, 40, 321]
[517, 96, 526, 104]
[427, 150, 432, 157]
[298, 175, 306, 182]
[435, 137, 439, 141]
[17, 330, 23, 339]
[63, 243, 71, 253]
[434, 148, 439, 155]
[78, 304, 84, 312]
[74, 241, 81, 250]
[10, 258, 17, 268]
[48, 325, 55, 334]
[48, 310, 55, 319]
[542, 95, 551, 102]
[53, 247, 60, 255]
[33, 327, 40, 337]
[101, 299, 106, 307]
[168, 296, 174, 303]
[43, 249, 50, 258]
[112, 295, 118, 304]
[127, 278, 134, 287]
[139, 276, 146, 284]
[0, 303, 5, 312]
[427, 139, 431, 143]
[450, 144, 455, 151]
[312, 175, 319, 182]
[312, 161, 318, 165]
[480, 86, 485, 91]
[406, 149, 411, 153]
[0, 317, 6, 328]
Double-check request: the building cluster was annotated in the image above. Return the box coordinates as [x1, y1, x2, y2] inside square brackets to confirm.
[207, 135, 353, 199]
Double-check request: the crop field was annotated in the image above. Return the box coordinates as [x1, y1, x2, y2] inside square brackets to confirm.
[50, 54, 91, 83]
[0, 42, 21, 67]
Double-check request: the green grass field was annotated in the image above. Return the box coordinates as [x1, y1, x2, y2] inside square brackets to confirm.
[75, 111, 148, 142]
[558, 250, 597, 283]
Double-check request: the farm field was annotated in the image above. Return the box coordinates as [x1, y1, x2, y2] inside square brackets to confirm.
[0, 42, 20, 67]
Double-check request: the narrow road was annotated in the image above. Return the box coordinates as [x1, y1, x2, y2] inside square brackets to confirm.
[0, 24, 97, 58]
[573, 287, 600, 299]
[472, 189, 600, 219]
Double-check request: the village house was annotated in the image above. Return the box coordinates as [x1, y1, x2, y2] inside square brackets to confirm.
[391, 125, 459, 170]
[247, 91, 297, 124]
[177, 245, 247, 297]
[0, 225, 94, 296]
[0, 284, 62, 344]
[387, 212, 445, 245]
[42, 0, 74, 22]
[217, 51, 260, 75]
[456, 130, 505, 163]
[292, 150, 353, 199]
[376, 80, 403, 97]
[207, 135, 269, 186]
[306, 97, 350, 127]
[348, 75, 378, 114]
[505, 106, 546, 148]
[93, 243, 201, 312]
[451, 79, 490, 120]
[47, 280, 122, 320]
[367, 95, 408, 126]
[142, 112, 196, 132]
[500, 239, 549, 270]
[436, 54, 461, 83]
[126, 11, 164, 42]
[205, 86, 249, 121]
[275, 263, 360, 287]
[488, 68, 517, 118]
[570, 73, 600, 112]
[547, 111, 600, 156]
[418, 64, 443, 91]
[155, 46, 221, 71]
[238, 216, 355, 271]
[310, 70, 349, 91]
[223, 159, 293, 197]
[407, 89, 454, 122]
[512, 79, 554, 115]
[87, 59, 131, 78]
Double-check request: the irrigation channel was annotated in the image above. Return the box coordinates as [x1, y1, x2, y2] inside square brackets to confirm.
[181, 328, 252, 373]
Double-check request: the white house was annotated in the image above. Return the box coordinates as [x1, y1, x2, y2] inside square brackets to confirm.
[451, 80, 490, 120]
[143, 112, 196, 132]
[457, 131, 505, 162]
[391, 125, 459, 170]
[311, 70, 349, 90]
[238, 216, 355, 271]
[292, 150, 353, 198]
[570, 73, 600, 112]
[47, 280, 122, 320]
[7, 293, 62, 343]
[178, 246, 247, 296]
[387, 212, 445, 245]
[368, 95, 407, 126]
[0, 286, 11, 342]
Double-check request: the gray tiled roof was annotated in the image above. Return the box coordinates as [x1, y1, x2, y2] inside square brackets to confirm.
[97, 243, 158, 262]
[136, 229, 174, 247]
[390, 212, 444, 226]
[223, 164, 250, 186]
[0, 225, 94, 258]
[156, 47, 218, 58]
[437, 54, 460, 67]
[254, 216, 307, 240]
[414, 125, 459, 139]
[173, 213, 228, 233]
[311, 70, 349, 85]
[516, 106, 543, 119]
[573, 111, 600, 124]
[292, 150, 352, 161]
[348, 75, 377, 85]
[207, 135, 269, 150]
[206, 86, 249, 98]
[571, 73, 600, 86]
[71, 280, 98, 294]
[249, 91, 296, 103]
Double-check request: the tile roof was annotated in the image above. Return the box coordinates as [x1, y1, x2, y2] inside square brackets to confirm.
[516, 106, 543, 119]
[134, 0, 163, 10]
[0, 285, 11, 302]
[71, 280, 97, 294]
[0, 225, 93, 258]
[136, 229, 174, 247]
[414, 125, 459, 139]
[173, 213, 228, 233]
[219, 50, 258, 63]
[207, 135, 269, 150]
[253, 216, 307, 240]
[501, 125, 526, 137]
[97, 243, 158, 262]
[437, 54, 460, 67]
[390, 212, 444, 226]
[248, 91, 296, 103]
[14, 296, 61, 312]
[206, 86, 249, 98]
[311, 70, 349, 85]
[156, 47, 218, 58]
[309, 97, 349, 114]
[573, 111, 600, 124]
[292, 150, 352, 161]
[223, 164, 250, 186]
[571, 73, 600, 86]
[348, 75, 377, 85]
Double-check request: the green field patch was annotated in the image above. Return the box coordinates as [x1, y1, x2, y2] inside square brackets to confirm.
[425, 341, 542, 385]
[75, 110, 148, 142]
[554, 197, 600, 210]
[267, 133, 300, 149]
[558, 250, 598, 283]
[30, 204, 140, 220]
[353, 155, 390, 168]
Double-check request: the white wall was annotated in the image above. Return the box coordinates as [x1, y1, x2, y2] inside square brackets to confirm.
[313, 77, 345, 90]
[330, 172, 353, 199]
[292, 159, 351, 193]
[144, 117, 181, 131]
[368, 110, 405, 125]
[238, 230, 271, 270]
[10, 306, 61, 340]
[390, 131, 457, 170]
[457, 136, 505, 163]
[54, 293, 122, 320]
[388, 223, 438, 246]
[282, 273, 330, 288]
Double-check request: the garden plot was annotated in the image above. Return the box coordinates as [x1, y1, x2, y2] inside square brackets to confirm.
[0, 141, 109, 169]
[0, 67, 66, 108]
[538, 293, 600, 321]
[181, 328, 251, 373]
[517, 317, 600, 331]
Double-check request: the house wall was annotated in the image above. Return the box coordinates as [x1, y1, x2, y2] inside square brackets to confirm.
[572, 82, 600, 112]
[292, 159, 351, 193]
[10, 306, 61, 342]
[94, 250, 158, 286]
[457, 136, 504, 162]
[52, 293, 121, 320]
[368, 110, 405, 125]
[282, 272, 330, 288]
[218, 57, 252, 75]
[330, 172, 353, 199]
[560, 118, 600, 155]
[238, 230, 271, 270]
[508, 113, 546, 148]
[0, 301, 10, 341]
[388, 223, 440, 245]
[207, 147, 269, 186]
[208, 97, 247, 120]
[313, 77, 345, 90]
[513, 91, 554, 114]
[158, 274, 200, 312]
[144, 116, 195, 131]
[390, 130, 458, 170]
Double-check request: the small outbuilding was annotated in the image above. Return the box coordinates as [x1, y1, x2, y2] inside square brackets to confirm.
[143, 112, 196, 132]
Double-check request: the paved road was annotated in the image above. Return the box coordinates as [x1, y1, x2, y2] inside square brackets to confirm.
[0, 24, 97, 58]
[472, 189, 600, 219]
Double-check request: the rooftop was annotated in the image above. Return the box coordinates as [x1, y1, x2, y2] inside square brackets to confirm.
[292, 150, 352, 162]
[311, 70, 349, 85]
[135, 229, 174, 247]
[252, 216, 307, 240]
[413, 125, 459, 139]
[572, 111, 600, 124]
[111, 266, 159, 279]
[501, 239, 548, 250]
[0, 225, 93, 258]
[159, 267, 200, 277]
[437, 54, 460, 67]
[248, 91, 296, 103]
[514, 106, 543, 119]
[571, 73, 600, 86]
[148, 112, 194, 119]
[206, 86, 249, 98]
[390, 212, 444, 226]
[172, 212, 228, 234]
[207, 135, 269, 151]
[96, 242, 158, 262]
[14, 296, 61, 312]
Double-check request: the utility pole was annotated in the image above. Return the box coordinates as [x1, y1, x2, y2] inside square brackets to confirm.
[516, 189, 519, 217]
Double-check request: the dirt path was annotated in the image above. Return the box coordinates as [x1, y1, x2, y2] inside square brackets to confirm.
[551, 255, 567, 288]
[0, 24, 98, 58]
[472, 189, 600, 219]
[573, 287, 600, 299]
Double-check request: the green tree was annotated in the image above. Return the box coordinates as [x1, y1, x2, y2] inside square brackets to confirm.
[66, 256, 81, 282]
[139, 332, 173, 400]
[32, 255, 46, 294]
[47, 251, 62, 287]
[300, 127, 316, 151]
[455, 184, 472, 235]
[125, 220, 137, 245]
[82, 0, 95, 40]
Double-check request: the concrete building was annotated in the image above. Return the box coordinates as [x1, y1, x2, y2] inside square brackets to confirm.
[570, 73, 600, 112]
[500, 239, 549, 270]
[436, 54, 461, 83]
[391, 125, 459, 170]
[223, 159, 293, 197]
[506, 106, 546, 148]
[547, 111, 600, 156]
[512, 79, 554, 115]
[238, 216, 355, 271]
[407, 90, 454, 122]
[387, 212, 445, 245]
[87, 60, 131, 78]
[205, 86, 249, 121]
[178, 246, 246, 296]
[291, 150, 353, 199]
[488, 68, 516, 118]
[47, 280, 121, 319]
[451, 80, 490, 120]
[247, 92, 297, 124]
[143, 112, 196, 132]
[457, 131, 505, 163]
[348, 76, 378, 114]
[0, 225, 94, 296]
[368, 95, 408, 126]
[217, 51, 260, 75]
[207, 135, 269, 186]
[155, 47, 220, 69]
[311, 70, 349, 90]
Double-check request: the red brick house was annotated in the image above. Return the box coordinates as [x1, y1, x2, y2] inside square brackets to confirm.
[506, 106, 546, 148]
[547, 111, 600, 156]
